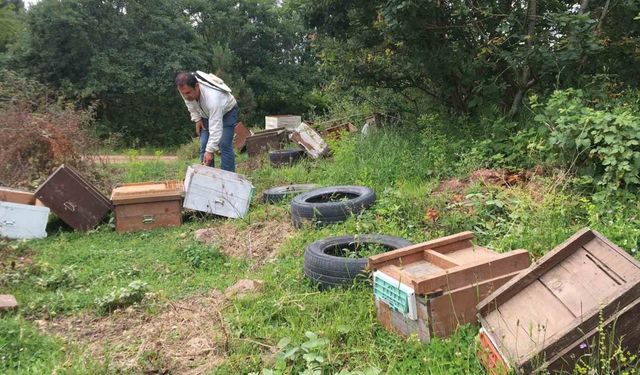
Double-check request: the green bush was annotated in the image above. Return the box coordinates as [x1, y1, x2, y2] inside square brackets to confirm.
[95, 280, 149, 314]
[534, 89, 640, 189]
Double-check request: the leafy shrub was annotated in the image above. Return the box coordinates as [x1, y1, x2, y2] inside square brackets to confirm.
[95, 280, 149, 314]
[181, 244, 222, 269]
[533, 89, 640, 189]
[0, 69, 107, 189]
[36, 265, 77, 290]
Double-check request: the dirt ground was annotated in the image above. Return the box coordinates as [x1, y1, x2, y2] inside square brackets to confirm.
[196, 215, 295, 269]
[40, 291, 229, 374]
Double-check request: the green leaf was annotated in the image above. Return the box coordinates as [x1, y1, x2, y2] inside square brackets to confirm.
[277, 337, 291, 350]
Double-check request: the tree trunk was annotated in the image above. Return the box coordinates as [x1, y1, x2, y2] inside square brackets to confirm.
[507, 0, 538, 118]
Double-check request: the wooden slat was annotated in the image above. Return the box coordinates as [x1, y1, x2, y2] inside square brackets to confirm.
[377, 265, 417, 286]
[445, 246, 499, 264]
[479, 313, 522, 365]
[429, 271, 520, 337]
[593, 229, 640, 268]
[0, 188, 35, 205]
[368, 231, 474, 268]
[541, 296, 640, 373]
[520, 281, 640, 371]
[477, 228, 595, 316]
[111, 180, 183, 204]
[401, 260, 444, 279]
[424, 249, 461, 268]
[493, 280, 576, 364]
[539, 248, 623, 316]
[413, 250, 530, 295]
[583, 235, 640, 282]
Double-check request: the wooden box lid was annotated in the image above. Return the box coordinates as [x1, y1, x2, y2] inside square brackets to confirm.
[477, 228, 640, 372]
[111, 180, 183, 205]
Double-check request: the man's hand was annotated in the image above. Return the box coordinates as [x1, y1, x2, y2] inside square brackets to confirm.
[203, 151, 214, 166]
[195, 120, 204, 136]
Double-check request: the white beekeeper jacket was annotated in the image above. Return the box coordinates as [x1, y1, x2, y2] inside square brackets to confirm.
[181, 75, 237, 153]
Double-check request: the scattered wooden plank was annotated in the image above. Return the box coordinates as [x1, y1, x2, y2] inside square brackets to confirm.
[0, 295, 18, 312]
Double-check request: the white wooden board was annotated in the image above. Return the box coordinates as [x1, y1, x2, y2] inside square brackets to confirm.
[265, 115, 302, 130]
[0, 201, 49, 239]
[183, 165, 254, 219]
[290, 122, 329, 159]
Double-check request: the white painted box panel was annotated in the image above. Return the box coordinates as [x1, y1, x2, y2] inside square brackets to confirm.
[183, 165, 254, 219]
[265, 115, 302, 130]
[0, 201, 49, 239]
[290, 122, 329, 159]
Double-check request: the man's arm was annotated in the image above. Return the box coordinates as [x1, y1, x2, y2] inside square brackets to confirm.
[204, 105, 224, 153]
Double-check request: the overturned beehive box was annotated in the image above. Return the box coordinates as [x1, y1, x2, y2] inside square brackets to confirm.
[183, 165, 254, 219]
[34, 164, 111, 231]
[245, 129, 287, 157]
[477, 228, 640, 374]
[0, 188, 50, 240]
[265, 115, 302, 131]
[368, 232, 530, 342]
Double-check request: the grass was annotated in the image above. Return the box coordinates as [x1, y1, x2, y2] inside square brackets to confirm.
[1, 126, 639, 374]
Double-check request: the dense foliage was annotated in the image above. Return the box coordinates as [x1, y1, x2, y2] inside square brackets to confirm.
[0, 0, 638, 186]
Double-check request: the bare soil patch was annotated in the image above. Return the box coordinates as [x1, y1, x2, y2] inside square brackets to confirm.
[40, 290, 229, 375]
[196, 215, 294, 268]
[432, 168, 543, 195]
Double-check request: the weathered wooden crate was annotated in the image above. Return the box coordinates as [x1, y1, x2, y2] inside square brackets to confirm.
[245, 129, 287, 157]
[111, 181, 183, 233]
[34, 165, 111, 231]
[183, 164, 254, 219]
[477, 228, 640, 374]
[265, 115, 302, 130]
[234, 121, 253, 152]
[290, 122, 329, 159]
[0, 201, 50, 239]
[321, 122, 357, 140]
[368, 231, 530, 342]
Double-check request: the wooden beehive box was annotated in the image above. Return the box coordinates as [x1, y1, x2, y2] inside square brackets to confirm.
[34, 165, 111, 231]
[321, 122, 357, 140]
[290, 122, 329, 159]
[110, 181, 183, 233]
[477, 228, 640, 374]
[183, 165, 254, 219]
[265, 115, 302, 130]
[245, 129, 287, 157]
[0, 200, 50, 240]
[368, 231, 530, 342]
[234, 121, 253, 152]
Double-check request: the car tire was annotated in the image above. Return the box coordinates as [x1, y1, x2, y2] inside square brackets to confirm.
[262, 184, 320, 204]
[303, 234, 412, 289]
[290, 186, 376, 228]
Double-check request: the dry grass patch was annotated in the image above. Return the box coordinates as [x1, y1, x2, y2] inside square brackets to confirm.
[39, 290, 229, 374]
